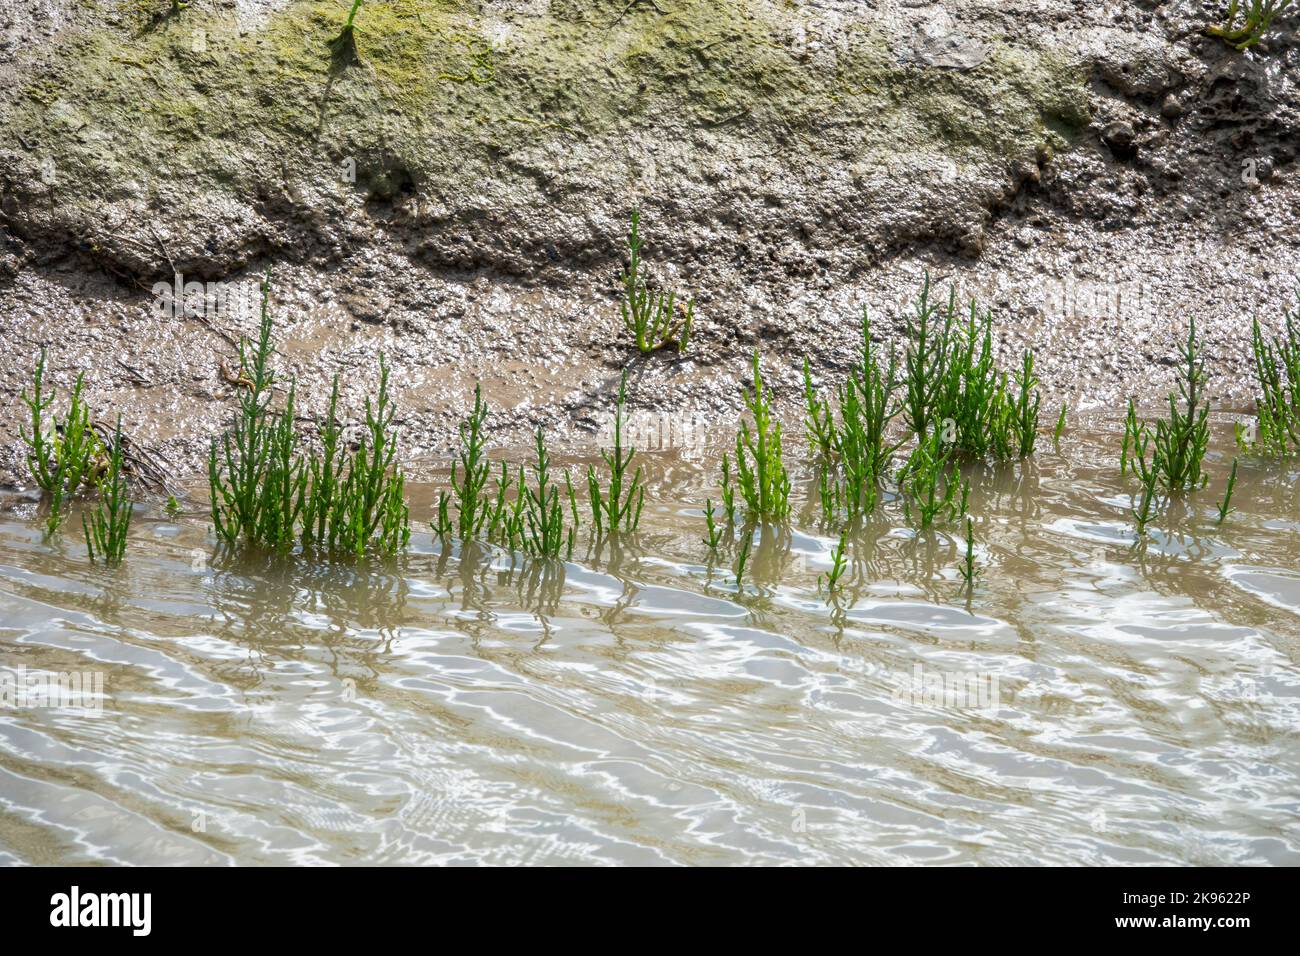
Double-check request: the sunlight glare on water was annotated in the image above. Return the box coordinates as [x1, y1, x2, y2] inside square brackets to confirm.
[0, 420, 1297, 866]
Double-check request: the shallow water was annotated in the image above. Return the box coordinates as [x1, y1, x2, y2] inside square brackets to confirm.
[0, 418, 1297, 866]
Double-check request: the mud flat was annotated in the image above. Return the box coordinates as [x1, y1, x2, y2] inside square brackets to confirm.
[1, 0, 1298, 481]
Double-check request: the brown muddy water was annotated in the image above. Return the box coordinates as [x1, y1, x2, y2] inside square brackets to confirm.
[0, 417, 1297, 866]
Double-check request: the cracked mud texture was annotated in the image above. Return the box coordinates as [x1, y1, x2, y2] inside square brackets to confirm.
[0, 0, 1298, 486]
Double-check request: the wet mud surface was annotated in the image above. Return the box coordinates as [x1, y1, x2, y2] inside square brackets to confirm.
[0, 0, 1298, 483]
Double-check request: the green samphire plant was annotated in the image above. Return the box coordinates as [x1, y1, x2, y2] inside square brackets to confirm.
[802, 310, 902, 524]
[1125, 319, 1210, 495]
[209, 276, 409, 555]
[1208, 0, 1294, 51]
[619, 210, 693, 354]
[901, 276, 1041, 461]
[21, 348, 103, 534]
[521, 427, 575, 558]
[1238, 299, 1300, 455]
[735, 350, 791, 520]
[588, 370, 646, 536]
[83, 416, 133, 566]
[208, 277, 302, 550]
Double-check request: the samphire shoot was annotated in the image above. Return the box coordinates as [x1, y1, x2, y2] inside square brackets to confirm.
[619, 210, 693, 354]
[1208, 0, 1294, 51]
[82, 415, 133, 565]
[1217, 459, 1240, 524]
[1126, 319, 1210, 494]
[21, 348, 101, 534]
[735, 350, 791, 520]
[588, 370, 646, 535]
[1239, 301, 1300, 455]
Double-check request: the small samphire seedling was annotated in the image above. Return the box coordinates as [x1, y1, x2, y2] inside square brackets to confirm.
[734, 350, 791, 520]
[819, 529, 849, 595]
[702, 499, 724, 551]
[83, 416, 133, 566]
[734, 532, 752, 589]
[1131, 458, 1160, 537]
[588, 370, 646, 535]
[1217, 458, 1240, 524]
[441, 383, 492, 542]
[619, 210, 693, 354]
[1208, 0, 1294, 51]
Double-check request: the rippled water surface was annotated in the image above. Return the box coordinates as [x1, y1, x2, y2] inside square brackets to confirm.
[1, 419, 1298, 865]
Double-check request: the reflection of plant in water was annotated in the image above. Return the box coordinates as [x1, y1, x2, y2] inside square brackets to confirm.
[958, 517, 980, 592]
[515, 557, 567, 621]
[204, 549, 409, 689]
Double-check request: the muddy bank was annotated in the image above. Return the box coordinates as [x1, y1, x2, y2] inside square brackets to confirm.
[1, 0, 1298, 485]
